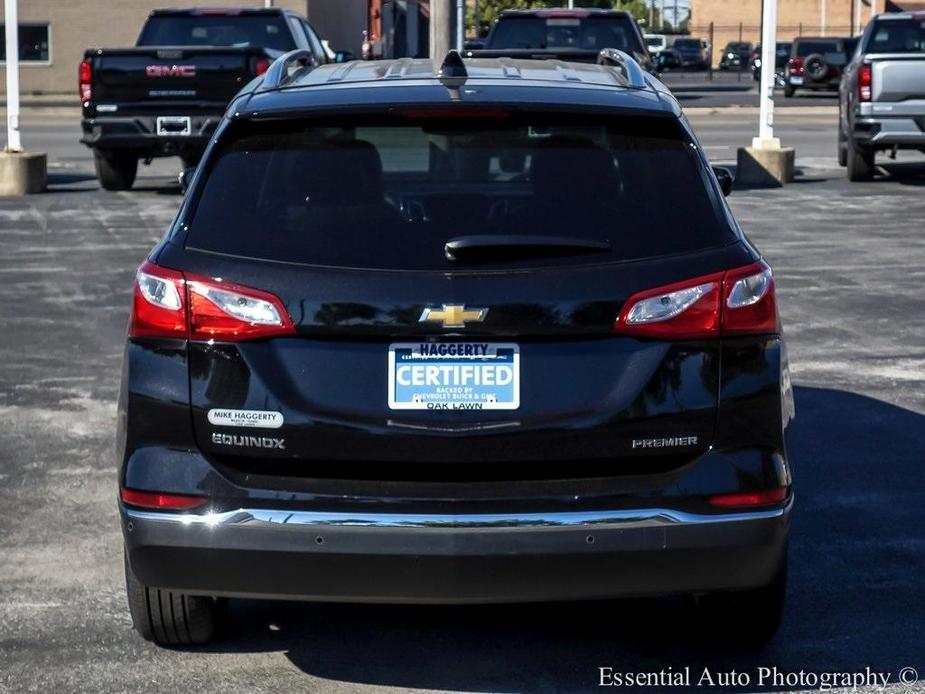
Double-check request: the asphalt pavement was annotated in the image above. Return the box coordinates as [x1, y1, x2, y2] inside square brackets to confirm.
[1, 108, 924, 694]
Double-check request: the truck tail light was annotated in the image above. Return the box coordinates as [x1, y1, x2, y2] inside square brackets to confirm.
[128, 261, 296, 342]
[79, 59, 92, 103]
[858, 63, 872, 102]
[614, 261, 778, 339]
[255, 57, 271, 76]
[787, 57, 804, 75]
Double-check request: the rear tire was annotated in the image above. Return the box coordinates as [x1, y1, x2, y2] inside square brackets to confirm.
[94, 150, 138, 191]
[124, 552, 224, 646]
[694, 555, 787, 648]
[837, 127, 848, 167]
[783, 83, 795, 98]
[847, 143, 875, 181]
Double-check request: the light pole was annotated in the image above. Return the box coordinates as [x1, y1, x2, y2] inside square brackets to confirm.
[736, 0, 794, 186]
[820, 0, 826, 37]
[1, 0, 47, 195]
[456, 0, 464, 50]
[4, 0, 22, 152]
[756, 0, 778, 148]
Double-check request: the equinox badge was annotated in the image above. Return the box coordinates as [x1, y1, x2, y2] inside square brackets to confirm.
[419, 304, 488, 329]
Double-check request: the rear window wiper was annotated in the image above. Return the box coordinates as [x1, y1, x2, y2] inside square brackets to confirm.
[445, 235, 611, 262]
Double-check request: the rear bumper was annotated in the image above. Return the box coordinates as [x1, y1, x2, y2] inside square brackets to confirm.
[852, 116, 925, 148]
[122, 500, 791, 604]
[80, 113, 222, 155]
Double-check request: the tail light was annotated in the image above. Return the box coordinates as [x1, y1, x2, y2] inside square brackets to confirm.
[121, 488, 207, 511]
[858, 63, 872, 102]
[787, 57, 804, 75]
[614, 261, 778, 340]
[255, 57, 271, 76]
[708, 487, 788, 508]
[129, 261, 296, 342]
[79, 59, 92, 103]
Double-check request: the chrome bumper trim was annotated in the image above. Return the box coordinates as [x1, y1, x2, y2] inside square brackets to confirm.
[124, 500, 791, 531]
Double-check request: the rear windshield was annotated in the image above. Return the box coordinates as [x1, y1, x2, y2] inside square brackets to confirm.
[867, 19, 925, 53]
[488, 17, 638, 52]
[138, 15, 295, 51]
[794, 40, 838, 56]
[673, 39, 701, 49]
[185, 115, 735, 271]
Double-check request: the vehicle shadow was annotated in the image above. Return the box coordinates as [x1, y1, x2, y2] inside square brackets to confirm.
[202, 386, 925, 692]
[875, 161, 925, 185]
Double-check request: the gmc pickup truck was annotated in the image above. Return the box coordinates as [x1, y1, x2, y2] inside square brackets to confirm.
[838, 11, 925, 181]
[80, 7, 336, 190]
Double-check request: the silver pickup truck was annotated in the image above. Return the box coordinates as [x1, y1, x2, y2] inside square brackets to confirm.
[838, 11, 925, 181]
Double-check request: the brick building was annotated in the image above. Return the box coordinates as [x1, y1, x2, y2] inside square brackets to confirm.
[687, 0, 924, 67]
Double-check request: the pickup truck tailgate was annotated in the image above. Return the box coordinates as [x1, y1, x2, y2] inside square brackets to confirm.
[89, 47, 260, 105]
[871, 54, 925, 103]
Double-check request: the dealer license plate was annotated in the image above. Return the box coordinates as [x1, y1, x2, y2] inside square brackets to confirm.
[388, 342, 520, 410]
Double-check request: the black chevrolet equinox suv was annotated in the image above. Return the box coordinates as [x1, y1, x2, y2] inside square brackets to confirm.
[118, 49, 795, 646]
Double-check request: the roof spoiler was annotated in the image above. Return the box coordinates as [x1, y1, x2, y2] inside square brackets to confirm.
[597, 48, 648, 88]
[258, 49, 317, 91]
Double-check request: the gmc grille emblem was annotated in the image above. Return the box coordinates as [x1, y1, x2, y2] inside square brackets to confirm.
[146, 64, 197, 78]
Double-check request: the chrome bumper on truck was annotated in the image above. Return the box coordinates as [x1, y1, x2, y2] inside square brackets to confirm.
[855, 102, 925, 147]
[122, 500, 792, 604]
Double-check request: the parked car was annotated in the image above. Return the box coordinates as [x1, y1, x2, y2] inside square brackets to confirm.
[750, 42, 792, 82]
[655, 47, 682, 71]
[839, 12, 925, 180]
[79, 7, 338, 191]
[671, 37, 711, 69]
[718, 41, 753, 70]
[467, 8, 651, 72]
[119, 48, 794, 648]
[783, 36, 853, 97]
[644, 33, 668, 55]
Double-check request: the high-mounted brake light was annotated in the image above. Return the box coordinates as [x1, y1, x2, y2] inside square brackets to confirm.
[79, 59, 92, 103]
[858, 63, 872, 102]
[614, 261, 778, 339]
[193, 7, 243, 15]
[121, 488, 207, 511]
[128, 261, 296, 342]
[708, 487, 788, 508]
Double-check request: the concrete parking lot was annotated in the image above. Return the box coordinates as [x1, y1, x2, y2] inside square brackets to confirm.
[1, 107, 924, 693]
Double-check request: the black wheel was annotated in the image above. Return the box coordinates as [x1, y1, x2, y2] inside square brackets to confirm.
[94, 150, 138, 191]
[783, 83, 796, 98]
[847, 143, 875, 181]
[124, 552, 224, 646]
[694, 555, 787, 648]
[837, 127, 848, 167]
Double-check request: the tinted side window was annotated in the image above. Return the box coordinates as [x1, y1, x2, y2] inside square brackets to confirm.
[186, 115, 736, 271]
[795, 41, 838, 56]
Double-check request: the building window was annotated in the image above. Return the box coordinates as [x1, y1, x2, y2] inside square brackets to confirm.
[0, 23, 51, 64]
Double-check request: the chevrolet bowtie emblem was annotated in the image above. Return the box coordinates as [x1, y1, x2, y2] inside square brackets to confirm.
[419, 305, 488, 329]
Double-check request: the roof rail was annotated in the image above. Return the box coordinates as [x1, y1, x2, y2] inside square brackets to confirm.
[258, 49, 317, 91]
[596, 48, 648, 89]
